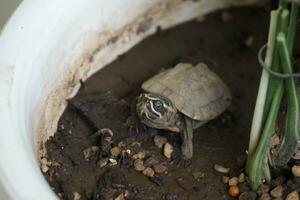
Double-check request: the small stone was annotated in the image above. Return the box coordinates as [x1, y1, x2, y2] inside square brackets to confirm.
[129, 143, 141, 154]
[244, 35, 255, 47]
[292, 165, 300, 177]
[270, 185, 283, 198]
[221, 11, 233, 22]
[270, 176, 286, 188]
[83, 146, 99, 161]
[111, 146, 121, 157]
[142, 167, 155, 177]
[132, 152, 146, 159]
[214, 164, 230, 174]
[238, 183, 251, 193]
[41, 158, 50, 173]
[118, 141, 126, 148]
[222, 176, 230, 184]
[144, 156, 159, 167]
[134, 159, 145, 171]
[228, 177, 239, 186]
[121, 149, 131, 157]
[153, 164, 167, 173]
[228, 186, 240, 197]
[259, 193, 271, 200]
[108, 158, 118, 166]
[270, 134, 280, 147]
[286, 191, 299, 200]
[293, 149, 300, 159]
[238, 173, 246, 183]
[154, 135, 167, 149]
[196, 15, 206, 23]
[98, 128, 114, 137]
[257, 184, 270, 196]
[115, 193, 125, 200]
[238, 191, 257, 200]
[164, 193, 177, 200]
[163, 143, 173, 159]
[73, 192, 81, 200]
[97, 158, 108, 168]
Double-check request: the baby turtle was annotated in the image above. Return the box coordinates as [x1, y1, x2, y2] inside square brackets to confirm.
[136, 63, 231, 165]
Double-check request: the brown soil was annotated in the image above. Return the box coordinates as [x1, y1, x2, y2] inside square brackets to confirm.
[43, 6, 273, 200]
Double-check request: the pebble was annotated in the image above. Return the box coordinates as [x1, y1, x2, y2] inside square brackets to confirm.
[154, 135, 167, 149]
[163, 143, 173, 159]
[40, 158, 50, 173]
[110, 146, 121, 157]
[134, 159, 145, 171]
[259, 193, 271, 200]
[286, 191, 299, 200]
[73, 192, 81, 200]
[270, 134, 280, 147]
[228, 177, 239, 186]
[144, 157, 159, 167]
[238, 183, 251, 193]
[142, 167, 155, 177]
[118, 141, 126, 148]
[238, 191, 257, 200]
[153, 164, 167, 173]
[115, 193, 125, 200]
[97, 128, 113, 137]
[292, 165, 300, 177]
[228, 186, 240, 197]
[222, 176, 230, 184]
[164, 194, 178, 200]
[257, 184, 270, 196]
[243, 35, 255, 47]
[293, 149, 300, 159]
[270, 176, 286, 188]
[108, 158, 118, 166]
[97, 158, 108, 168]
[83, 146, 99, 161]
[270, 185, 283, 198]
[214, 164, 230, 174]
[196, 15, 206, 23]
[221, 11, 233, 22]
[132, 152, 146, 160]
[238, 173, 246, 183]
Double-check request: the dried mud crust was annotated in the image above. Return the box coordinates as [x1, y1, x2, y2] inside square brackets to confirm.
[42, 6, 280, 200]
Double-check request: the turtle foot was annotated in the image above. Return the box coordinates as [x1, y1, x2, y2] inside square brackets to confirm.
[126, 115, 146, 134]
[171, 157, 192, 168]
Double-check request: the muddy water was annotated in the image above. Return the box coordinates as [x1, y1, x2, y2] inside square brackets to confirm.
[44, 6, 270, 200]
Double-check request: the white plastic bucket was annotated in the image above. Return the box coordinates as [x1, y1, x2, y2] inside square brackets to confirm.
[0, 0, 257, 199]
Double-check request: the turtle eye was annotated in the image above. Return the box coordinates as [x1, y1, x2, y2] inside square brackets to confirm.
[153, 100, 163, 112]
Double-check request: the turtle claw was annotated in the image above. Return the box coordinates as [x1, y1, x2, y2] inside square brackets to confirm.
[171, 157, 192, 168]
[126, 115, 146, 134]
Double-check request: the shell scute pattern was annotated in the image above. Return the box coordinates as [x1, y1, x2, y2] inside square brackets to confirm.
[142, 63, 231, 121]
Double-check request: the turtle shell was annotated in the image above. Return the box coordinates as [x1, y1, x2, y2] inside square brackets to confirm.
[142, 63, 231, 121]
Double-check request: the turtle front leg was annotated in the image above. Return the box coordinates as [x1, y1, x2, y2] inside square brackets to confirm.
[171, 117, 193, 168]
[181, 117, 194, 160]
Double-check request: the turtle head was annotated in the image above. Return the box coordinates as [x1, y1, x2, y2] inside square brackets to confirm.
[136, 93, 180, 132]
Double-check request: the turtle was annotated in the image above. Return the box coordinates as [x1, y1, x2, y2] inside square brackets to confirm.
[136, 63, 231, 165]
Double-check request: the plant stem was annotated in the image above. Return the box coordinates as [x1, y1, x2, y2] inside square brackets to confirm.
[247, 11, 279, 159]
[273, 33, 299, 166]
[248, 81, 283, 190]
